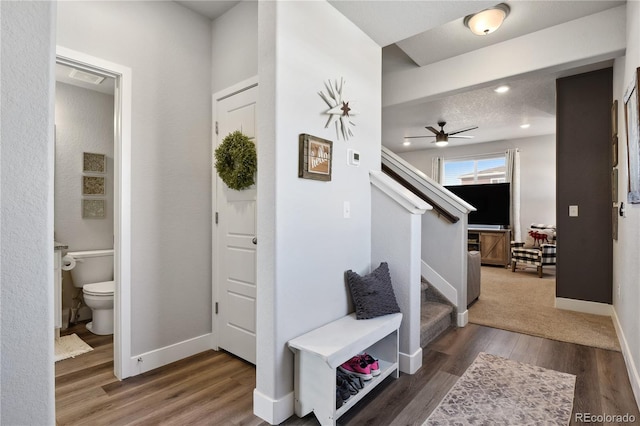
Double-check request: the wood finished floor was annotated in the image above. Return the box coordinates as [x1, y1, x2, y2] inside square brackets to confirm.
[56, 322, 639, 425]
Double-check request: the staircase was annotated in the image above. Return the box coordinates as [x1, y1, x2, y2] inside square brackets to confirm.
[420, 278, 455, 347]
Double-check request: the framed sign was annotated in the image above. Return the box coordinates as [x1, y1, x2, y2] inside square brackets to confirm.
[298, 134, 333, 181]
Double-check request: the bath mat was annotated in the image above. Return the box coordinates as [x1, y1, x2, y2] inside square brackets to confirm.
[424, 352, 576, 425]
[55, 333, 93, 362]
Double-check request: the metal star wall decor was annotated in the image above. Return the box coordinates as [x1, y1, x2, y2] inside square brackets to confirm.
[318, 78, 357, 141]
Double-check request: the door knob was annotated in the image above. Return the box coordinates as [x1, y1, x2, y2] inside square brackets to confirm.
[252, 237, 257, 245]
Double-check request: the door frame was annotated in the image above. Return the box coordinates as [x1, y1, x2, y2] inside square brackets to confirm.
[55, 46, 133, 379]
[211, 76, 258, 351]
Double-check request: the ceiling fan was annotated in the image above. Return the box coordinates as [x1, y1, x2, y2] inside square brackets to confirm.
[406, 121, 478, 146]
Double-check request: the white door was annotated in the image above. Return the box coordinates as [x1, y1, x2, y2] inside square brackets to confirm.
[215, 85, 258, 364]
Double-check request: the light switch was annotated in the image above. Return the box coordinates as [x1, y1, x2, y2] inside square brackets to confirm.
[343, 201, 351, 218]
[569, 205, 579, 217]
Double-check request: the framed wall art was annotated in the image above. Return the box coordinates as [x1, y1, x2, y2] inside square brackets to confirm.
[298, 133, 333, 181]
[82, 199, 105, 219]
[82, 175, 105, 195]
[624, 67, 640, 203]
[83, 152, 106, 173]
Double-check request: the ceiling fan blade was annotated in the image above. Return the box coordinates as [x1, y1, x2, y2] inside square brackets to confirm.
[404, 135, 435, 139]
[425, 126, 440, 135]
[448, 126, 478, 136]
[448, 135, 474, 139]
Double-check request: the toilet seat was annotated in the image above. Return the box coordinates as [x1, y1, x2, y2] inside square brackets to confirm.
[83, 280, 114, 296]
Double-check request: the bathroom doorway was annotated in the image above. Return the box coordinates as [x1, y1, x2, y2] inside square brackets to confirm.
[54, 47, 132, 380]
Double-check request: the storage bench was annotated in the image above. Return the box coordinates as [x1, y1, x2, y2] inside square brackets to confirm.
[288, 312, 402, 425]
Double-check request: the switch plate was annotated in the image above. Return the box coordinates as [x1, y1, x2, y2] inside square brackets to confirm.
[569, 205, 579, 217]
[343, 201, 351, 218]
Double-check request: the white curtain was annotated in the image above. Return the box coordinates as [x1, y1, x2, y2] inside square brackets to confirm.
[431, 156, 443, 183]
[506, 149, 521, 241]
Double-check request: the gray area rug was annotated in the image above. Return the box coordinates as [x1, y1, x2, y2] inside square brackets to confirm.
[424, 352, 576, 425]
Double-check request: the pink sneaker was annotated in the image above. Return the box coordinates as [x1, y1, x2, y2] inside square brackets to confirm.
[360, 353, 380, 376]
[339, 356, 373, 380]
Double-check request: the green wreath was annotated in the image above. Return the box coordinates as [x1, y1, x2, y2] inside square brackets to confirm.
[214, 131, 257, 190]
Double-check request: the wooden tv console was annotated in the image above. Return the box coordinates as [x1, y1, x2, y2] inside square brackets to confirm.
[468, 228, 511, 267]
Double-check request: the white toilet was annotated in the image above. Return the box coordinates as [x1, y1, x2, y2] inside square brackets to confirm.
[66, 249, 114, 335]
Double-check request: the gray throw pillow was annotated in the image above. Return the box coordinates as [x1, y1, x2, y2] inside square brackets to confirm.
[346, 262, 401, 320]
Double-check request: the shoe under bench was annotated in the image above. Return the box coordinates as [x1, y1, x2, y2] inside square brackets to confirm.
[287, 312, 402, 425]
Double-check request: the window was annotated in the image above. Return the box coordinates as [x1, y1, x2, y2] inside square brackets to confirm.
[442, 155, 506, 186]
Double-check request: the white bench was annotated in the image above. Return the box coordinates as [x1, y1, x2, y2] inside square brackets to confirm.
[288, 312, 402, 425]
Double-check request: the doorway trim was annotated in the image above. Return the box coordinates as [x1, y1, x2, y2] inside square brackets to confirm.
[211, 75, 258, 351]
[56, 46, 133, 379]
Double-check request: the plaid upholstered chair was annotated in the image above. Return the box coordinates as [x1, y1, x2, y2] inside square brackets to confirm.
[511, 224, 556, 278]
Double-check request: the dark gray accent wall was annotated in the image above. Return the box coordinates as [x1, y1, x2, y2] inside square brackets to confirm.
[556, 68, 613, 304]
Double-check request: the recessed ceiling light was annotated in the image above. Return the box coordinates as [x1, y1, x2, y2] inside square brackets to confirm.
[520, 123, 531, 129]
[494, 85, 510, 94]
[403, 141, 411, 146]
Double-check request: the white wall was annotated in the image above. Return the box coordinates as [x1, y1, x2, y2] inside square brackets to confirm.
[398, 134, 556, 238]
[255, 1, 381, 422]
[613, 0, 640, 406]
[211, 0, 258, 94]
[0, 1, 56, 424]
[55, 83, 114, 252]
[57, 2, 212, 355]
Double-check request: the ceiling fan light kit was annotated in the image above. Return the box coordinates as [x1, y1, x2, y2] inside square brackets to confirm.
[405, 121, 478, 148]
[464, 3, 510, 36]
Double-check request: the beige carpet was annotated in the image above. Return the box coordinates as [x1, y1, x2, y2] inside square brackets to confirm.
[468, 266, 621, 351]
[424, 352, 576, 425]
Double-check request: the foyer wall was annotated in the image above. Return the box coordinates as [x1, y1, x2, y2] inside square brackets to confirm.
[0, 1, 56, 423]
[211, 0, 258, 94]
[613, 0, 640, 406]
[256, 1, 381, 422]
[57, 1, 213, 356]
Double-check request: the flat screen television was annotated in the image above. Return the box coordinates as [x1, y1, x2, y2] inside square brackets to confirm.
[445, 182, 510, 227]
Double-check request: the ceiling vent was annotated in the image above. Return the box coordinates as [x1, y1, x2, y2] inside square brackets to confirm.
[68, 68, 105, 85]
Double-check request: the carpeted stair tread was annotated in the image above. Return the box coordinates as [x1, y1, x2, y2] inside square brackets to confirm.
[420, 301, 453, 347]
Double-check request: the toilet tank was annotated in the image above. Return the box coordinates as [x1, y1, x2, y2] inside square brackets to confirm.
[66, 249, 114, 288]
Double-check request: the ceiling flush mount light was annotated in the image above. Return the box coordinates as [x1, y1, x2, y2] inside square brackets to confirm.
[494, 85, 510, 94]
[520, 123, 531, 129]
[464, 3, 510, 36]
[403, 141, 411, 146]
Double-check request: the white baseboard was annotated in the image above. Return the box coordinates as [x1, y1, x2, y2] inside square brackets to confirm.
[253, 388, 294, 425]
[555, 297, 613, 316]
[612, 308, 640, 409]
[399, 347, 423, 374]
[457, 309, 468, 327]
[128, 333, 213, 376]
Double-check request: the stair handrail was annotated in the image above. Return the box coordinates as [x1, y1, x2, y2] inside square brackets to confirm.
[381, 163, 459, 223]
[381, 146, 475, 216]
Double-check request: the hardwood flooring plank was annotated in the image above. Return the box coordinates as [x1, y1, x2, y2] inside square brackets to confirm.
[481, 326, 521, 359]
[55, 324, 639, 426]
[567, 345, 601, 426]
[595, 348, 640, 421]
[387, 370, 459, 426]
[509, 333, 544, 365]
